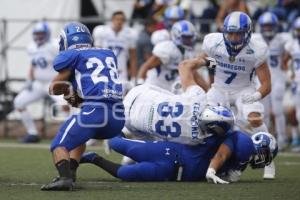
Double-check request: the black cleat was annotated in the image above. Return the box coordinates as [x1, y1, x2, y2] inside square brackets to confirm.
[20, 134, 40, 143]
[41, 177, 74, 191]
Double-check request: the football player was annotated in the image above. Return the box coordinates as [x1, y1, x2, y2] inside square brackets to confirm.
[138, 20, 208, 92]
[92, 11, 137, 84]
[283, 17, 300, 152]
[186, 11, 275, 179]
[40, 22, 125, 191]
[80, 129, 277, 182]
[13, 22, 59, 143]
[253, 12, 291, 151]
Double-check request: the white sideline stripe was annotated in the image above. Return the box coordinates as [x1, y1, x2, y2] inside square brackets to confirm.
[59, 117, 76, 144]
[0, 143, 104, 150]
[277, 161, 300, 166]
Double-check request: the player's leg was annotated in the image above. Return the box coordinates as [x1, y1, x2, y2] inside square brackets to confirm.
[109, 137, 180, 163]
[69, 144, 86, 182]
[271, 83, 287, 150]
[14, 81, 47, 143]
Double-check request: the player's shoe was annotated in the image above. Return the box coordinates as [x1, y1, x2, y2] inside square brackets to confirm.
[103, 140, 111, 155]
[291, 138, 300, 147]
[263, 161, 275, 180]
[80, 152, 99, 164]
[20, 134, 40, 143]
[41, 177, 74, 191]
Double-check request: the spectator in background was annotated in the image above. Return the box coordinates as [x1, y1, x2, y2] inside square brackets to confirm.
[199, 0, 220, 35]
[136, 18, 157, 68]
[215, 0, 249, 31]
[131, 0, 155, 21]
[269, 0, 300, 30]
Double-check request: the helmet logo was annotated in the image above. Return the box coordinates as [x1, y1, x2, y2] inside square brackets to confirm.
[72, 36, 79, 42]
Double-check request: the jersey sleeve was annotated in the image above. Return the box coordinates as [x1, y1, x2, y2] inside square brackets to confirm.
[254, 41, 268, 68]
[284, 39, 294, 55]
[53, 50, 77, 72]
[92, 25, 106, 47]
[152, 41, 172, 64]
[201, 33, 218, 57]
[182, 85, 206, 99]
[223, 131, 255, 164]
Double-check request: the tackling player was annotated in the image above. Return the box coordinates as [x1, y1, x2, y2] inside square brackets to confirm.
[80, 128, 277, 182]
[189, 11, 275, 179]
[14, 22, 59, 143]
[40, 22, 125, 191]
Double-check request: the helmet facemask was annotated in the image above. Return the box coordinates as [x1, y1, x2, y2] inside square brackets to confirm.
[250, 147, 272, 169]
[260, 24, 277, 41]
[223, 30, 251, 57]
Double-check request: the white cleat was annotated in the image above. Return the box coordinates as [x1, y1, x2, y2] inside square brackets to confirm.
[263, 161, 275, 180]
[103, 139, 111, 155]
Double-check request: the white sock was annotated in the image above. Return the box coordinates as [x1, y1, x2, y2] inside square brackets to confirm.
[252, 123, 268, 134]
[275, 114, 287, 146]
[291, 126, 299, 140]
[20, 110, 38, 135]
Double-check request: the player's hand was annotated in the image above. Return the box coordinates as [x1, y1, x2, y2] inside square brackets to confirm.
[241, 91, 262, 104]
[206, 168, 229, 184]
[64, 91, 83, 107]
[205, 57, 217, 70]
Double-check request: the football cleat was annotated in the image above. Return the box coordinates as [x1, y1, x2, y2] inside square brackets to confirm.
[20, 134, 40, 143]
[41, 177, 74, 191]
[263, 161, 276, 180]
[80, 152, 98, 164]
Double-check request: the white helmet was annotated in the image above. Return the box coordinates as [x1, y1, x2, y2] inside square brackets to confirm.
[199, 105, 235, 136]
[151, 29, 170, 45]
[171, 20, 197, 49]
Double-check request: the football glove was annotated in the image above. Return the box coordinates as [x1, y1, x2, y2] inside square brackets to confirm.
[205, 57, 217, 70]
[64, 91, 83, 108]
[206, 168, 229, 184]
[241, 91, 262, 104]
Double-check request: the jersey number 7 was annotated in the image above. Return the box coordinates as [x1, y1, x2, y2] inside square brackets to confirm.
[224, 70, 237, 84]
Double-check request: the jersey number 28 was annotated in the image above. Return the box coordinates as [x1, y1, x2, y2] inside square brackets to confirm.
[86, 57, 120, 84]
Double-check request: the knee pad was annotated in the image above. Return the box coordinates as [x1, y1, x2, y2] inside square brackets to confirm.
[13, 95, 25, 110]
[242, 102, 264, 120]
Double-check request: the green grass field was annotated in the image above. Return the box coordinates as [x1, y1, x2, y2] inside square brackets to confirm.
[0, 141, 299, 200]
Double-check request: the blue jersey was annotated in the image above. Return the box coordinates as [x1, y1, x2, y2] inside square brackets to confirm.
[53, 47, 123, 103]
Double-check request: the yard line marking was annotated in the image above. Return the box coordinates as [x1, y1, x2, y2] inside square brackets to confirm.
[277, 161, 300, 166]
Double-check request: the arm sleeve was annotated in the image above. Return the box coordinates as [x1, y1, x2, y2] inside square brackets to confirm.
[254, 42, 268, 68]
[53, 51, 76, 72]
[201, 34, 213, 57]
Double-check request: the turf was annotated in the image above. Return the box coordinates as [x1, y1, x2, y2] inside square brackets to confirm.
[0, 142, 299, 200]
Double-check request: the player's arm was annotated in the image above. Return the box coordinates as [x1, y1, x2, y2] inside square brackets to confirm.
[193, 71, 209, 92]
[178, 55, 215, 91]
[283, 52, 294, 76]
[205, 143, 231, 184]
[128, 48, 138, 79]
[49, 68, 72, 96]
[137, 55, 162, 82]
[255, 62, 271, 98]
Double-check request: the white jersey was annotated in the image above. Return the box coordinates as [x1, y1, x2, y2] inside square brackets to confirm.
[146, 40, 195, 91]
[124, 84, 208, 145]
[92, 25, 137, 81]
[252, 33, 290, 82]
[27, 39, 58, 82]
[202, 33, 268, 90]
[285, 38, 300, 85]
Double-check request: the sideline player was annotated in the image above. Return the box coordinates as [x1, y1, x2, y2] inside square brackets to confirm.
[41, 22, 125, 191]
[14, 22, 59, 143]
[254, 12, 291, 150]
[138, 20, 208, 92]
[93, 11, 137, 84]
[284, 17, 300, 152]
